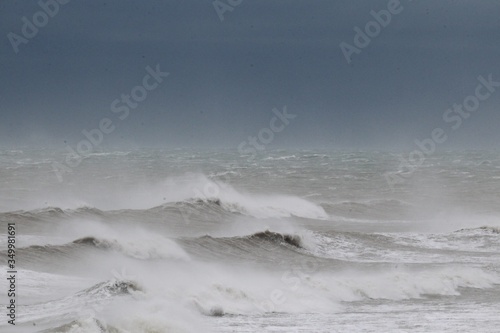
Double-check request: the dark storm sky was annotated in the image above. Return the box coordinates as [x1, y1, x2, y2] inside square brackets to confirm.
[1, 0, 499, 150]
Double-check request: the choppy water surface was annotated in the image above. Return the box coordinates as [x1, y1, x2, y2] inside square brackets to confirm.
[0, 149, 499, 332]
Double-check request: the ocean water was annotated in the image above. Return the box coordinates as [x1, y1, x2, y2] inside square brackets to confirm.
[0, 149, 499, 332]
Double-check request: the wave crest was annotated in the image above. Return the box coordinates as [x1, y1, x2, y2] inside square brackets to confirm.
[248, 231, 303, 248]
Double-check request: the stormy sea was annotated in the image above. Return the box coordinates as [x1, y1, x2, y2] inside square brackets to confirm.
[0, 149, 499, 333]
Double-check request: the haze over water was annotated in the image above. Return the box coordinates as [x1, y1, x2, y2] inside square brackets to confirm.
[1, 1, 500, 332]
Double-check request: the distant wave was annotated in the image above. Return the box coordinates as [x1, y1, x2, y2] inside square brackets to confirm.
[263, 155, 297, 161]
[455, 226, 500, 234]
[0, 206, 104, 223]
[247, 230, 303, 248]
[73, 236, 113, 247]
[77, 279, 142, 297]
[11, 235, 190, 261]
[1, 190, 328, 222]
[0, 173, 328, 220]
[154, 188, 328, 220]
[187, 193, 327, 220]
[201, 230, 304, 249]
[72, 235, 190, 260]
[320, 199, 412, 220]
[175, 230, 323, 265]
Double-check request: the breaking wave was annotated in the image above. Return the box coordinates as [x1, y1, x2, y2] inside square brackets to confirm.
[12, 236, 190, 261]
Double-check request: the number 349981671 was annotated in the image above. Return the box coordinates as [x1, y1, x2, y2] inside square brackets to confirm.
[7, 223, 16, 270]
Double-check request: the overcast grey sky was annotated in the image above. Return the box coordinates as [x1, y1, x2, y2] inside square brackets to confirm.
[1, 0, 499, 150]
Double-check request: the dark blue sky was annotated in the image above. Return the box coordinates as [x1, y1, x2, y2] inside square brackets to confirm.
[1, 0, 499, 150]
